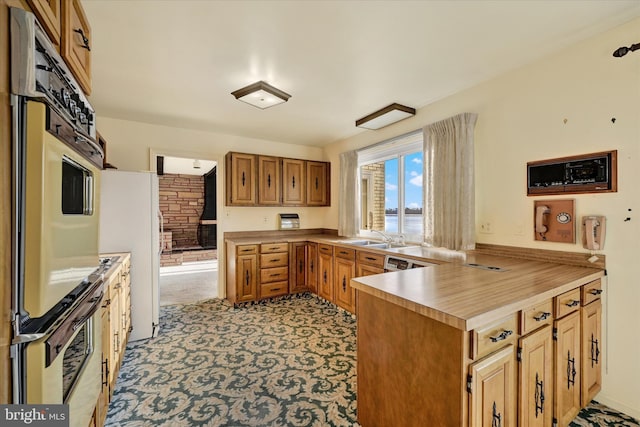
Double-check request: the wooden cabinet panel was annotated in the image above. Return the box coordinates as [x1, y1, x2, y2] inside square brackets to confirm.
[290, 242, 307, 294]
[581, 300, 602, 407]
[62, 0, 91, 94]
[260, 242, 288, 253]
[260, 266, 288, 284]
[520, 299, 554, 336]
[282, 158, 305, 205]
[554, 288, 581, 318]
[260, 281, 288, 298]
[318, 251, 333, 302]
[258, 156, 281, 205]
[307, 243, 318, 294]
[468, 344, 516, 427]
[334, 246, 355, 260]
[334, 257, 355, 313]
[108, 275, 121, 389]
[99, 292, 110, 421]
[471, 313, 519, 360]
[518, 325, 553, 427]
[357, 263, 384, 277]
[237, 244, 258, 255]
[236, 254, 257, 302]
[306, 161, 329, 206]
[226, 153, 256, 205]
[28, 0, 62, 48]
[260, 252, 288, 268]
[581, 279, 602, 306]
[356, 251, 385, 268]
[554, 311, 581, 426]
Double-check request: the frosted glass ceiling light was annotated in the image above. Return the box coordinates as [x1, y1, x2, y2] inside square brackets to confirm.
[231, 81, 291, 109]
[356, 103, 416, 130]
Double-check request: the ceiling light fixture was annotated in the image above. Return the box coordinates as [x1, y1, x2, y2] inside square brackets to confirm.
[355, 103, 416, 130]
[193, 159, 201, 169]
[231, 80, 291, 109]
[612, 42, 640, 57]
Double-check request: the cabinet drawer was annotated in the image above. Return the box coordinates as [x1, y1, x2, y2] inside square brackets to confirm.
[471, 313, 519, 360]
[357, 251, 385, 268]
[237, 245, 258, 255]
[319, 244, 333, 256]
[260, 281, 289, 298]
[260, 242, 289, 253]
[519, 299, 553, 335]
[335, 247, 356, 260]
[260, 267, 289, 284]
[581, 279, 603, 306]
[260, 252, 289, 267]
[555, 288, 581, 318]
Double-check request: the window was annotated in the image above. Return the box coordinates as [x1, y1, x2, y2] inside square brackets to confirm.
[358, 131, 423, 242]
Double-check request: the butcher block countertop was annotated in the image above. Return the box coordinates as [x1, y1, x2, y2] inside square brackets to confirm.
[351, 252, 604, 331]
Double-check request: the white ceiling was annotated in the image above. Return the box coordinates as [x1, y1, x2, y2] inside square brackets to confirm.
[162, 156, 217, 176]
[83, 0, 640, 147]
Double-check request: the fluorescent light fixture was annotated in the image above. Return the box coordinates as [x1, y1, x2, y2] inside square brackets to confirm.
[193, 159, 201, 169]
[356, 103, 416, 130]
[231, 80, 291, 109]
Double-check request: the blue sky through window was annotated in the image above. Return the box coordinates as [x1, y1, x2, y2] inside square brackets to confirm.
[384, 151, 423, 212]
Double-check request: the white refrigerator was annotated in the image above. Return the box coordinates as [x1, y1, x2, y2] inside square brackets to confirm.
[99, 170, 160, 341]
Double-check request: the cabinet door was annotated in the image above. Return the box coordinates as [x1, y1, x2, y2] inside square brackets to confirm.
[307, 243, 318, 294]
[306, 161, 328, 206]
[258, 156, 281, 205]
[581, 300, 602, 406]
[99, 295, 111, 418]
[109, 280, 121, 388]
[334, 257, 356, 313]
[318, 252, 333, 301]
[469, 344, 516, 427]
[554, 311, 581, 426]
[289, 243, 307, 293]
[236, 254, 258, 301]
[282, 159, 305, 205]
[28, 0, 62, 48]
[519, 325, 553, 427]
[356, 264, 384, 277]
[226, 153, 256, 205]
[62, 0, 92, 94]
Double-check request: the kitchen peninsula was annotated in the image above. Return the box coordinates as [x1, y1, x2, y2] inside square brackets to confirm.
[352, 249, 605, 427]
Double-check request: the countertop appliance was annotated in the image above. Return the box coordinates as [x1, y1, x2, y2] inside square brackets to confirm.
[279, 213, 300, 230]
[99, 170, 160, 341]
[9, 8, 104, 426]
[384, 255, 436, 271]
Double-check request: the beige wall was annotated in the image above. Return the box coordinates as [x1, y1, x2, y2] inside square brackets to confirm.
[325, 17, 640, 417]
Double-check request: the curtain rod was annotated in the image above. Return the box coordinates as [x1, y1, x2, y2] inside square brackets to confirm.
[356, 128, 422, 153]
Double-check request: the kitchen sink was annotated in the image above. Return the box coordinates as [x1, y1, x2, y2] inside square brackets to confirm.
[342, 240, 413, 249]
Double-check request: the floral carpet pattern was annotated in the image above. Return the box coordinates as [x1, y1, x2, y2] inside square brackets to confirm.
[105, 294, 638, 426]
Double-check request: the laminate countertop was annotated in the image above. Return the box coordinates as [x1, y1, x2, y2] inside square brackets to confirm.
[351, 252, 604, 331]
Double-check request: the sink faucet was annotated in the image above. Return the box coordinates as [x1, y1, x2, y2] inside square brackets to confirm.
[371, 230, 393, 243]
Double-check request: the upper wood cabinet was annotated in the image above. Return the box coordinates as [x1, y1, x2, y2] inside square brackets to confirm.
[62, 0, 92, 94]
[282, 158, 305, 205]
[226, 152, 256, 205]
[28, 0, 62, 49]
[258, 156, 281, 205]
[225, 152, 330, 207]
[306, 161, 330, 206]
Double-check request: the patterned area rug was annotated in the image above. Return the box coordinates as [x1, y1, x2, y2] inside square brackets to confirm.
[105, 295, 638, 426]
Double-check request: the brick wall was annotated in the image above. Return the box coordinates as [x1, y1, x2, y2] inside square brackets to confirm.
[158, 174, 204, 249]
[361, 162, 385, 231]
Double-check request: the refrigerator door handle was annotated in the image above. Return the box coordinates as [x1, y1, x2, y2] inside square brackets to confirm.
[158, 209, 164, 255]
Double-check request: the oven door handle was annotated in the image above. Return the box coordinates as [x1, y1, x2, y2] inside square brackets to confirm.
[71, 291, 103, 331]
[72, 129, 104, 159]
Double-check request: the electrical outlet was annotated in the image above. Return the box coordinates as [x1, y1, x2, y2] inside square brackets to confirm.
[263, 216, 268, 223]
[480, 222, 493, 234]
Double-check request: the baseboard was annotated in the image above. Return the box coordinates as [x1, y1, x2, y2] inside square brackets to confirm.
[595, 394, 640, 421]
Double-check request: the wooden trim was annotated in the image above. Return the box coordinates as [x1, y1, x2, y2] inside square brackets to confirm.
[224, 228, 337, 241]
[473, 243, 606, 269]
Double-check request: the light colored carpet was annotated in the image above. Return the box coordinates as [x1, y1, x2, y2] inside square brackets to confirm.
[159, 261, 218, 306]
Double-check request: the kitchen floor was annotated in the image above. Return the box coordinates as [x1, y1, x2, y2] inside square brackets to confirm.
[159, 260, 218, 305]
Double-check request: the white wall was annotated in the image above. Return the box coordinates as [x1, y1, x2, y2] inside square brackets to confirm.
[325, 17, 640, 417]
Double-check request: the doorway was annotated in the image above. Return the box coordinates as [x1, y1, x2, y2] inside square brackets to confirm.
[155, 155, 219, 305]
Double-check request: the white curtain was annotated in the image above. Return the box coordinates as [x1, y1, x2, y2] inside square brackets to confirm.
[338, 150, 360, 237]
[423, 113, 478, 250]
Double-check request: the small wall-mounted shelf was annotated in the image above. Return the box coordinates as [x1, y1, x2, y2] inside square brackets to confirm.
[527, 150, 617, 196]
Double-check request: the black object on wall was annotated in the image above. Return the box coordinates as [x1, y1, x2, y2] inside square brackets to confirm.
[197, 166, 217, 249]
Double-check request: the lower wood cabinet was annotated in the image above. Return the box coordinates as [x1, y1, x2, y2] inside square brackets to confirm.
[518, 325, 553, 427]
[318, 244, 334, 301]
[553, 310, 582, 426]
[468, 344, 517, 427]
[259, 243, 289, 299]
[225, 243, 258, 304]
[581, 297, 602, 407]
[290, 242, 308, 294]
[307, 243, 318, 294]
[334, 249, 356, 313]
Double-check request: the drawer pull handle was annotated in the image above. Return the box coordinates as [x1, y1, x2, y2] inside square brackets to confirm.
[535, 373, 545, 416]
[270, 247, 279, 250]
[589, 289, 603, 296]
[590, 333, 600, 366]
[365, 256, 377, 261]
[565, 299, 580, 307]
[102, 359, 109, 387]
[270, 273, 281, 277]
[533, 312, 551, 322]
[342, 276, 346, 292]
[489, 329, 513, 343]
[339, 251, 348, 255]
[269, 259, 279, 263]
